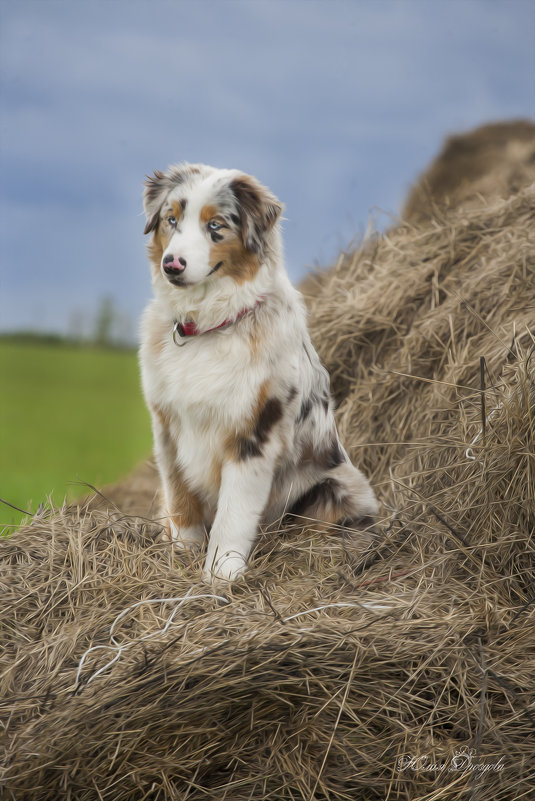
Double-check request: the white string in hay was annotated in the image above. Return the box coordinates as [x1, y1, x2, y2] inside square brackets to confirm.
[282, 601, 393, 622]
[465, 401, 503, 460]
[74, 593, 393, 689]
[74, 589, 229, 689]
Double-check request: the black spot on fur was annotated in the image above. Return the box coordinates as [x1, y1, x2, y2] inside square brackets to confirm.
[255, 398, 283, 443]
[322, 439, 345, 469]
[287, 386, 298, 403]
[288, 478, 340, 517]
[340, 516, 375, 530]
[297, 396, 313, 423]
[296, 390, 331, 424]
[210, 231, 224, 243]
[237, 438, 262, 460]
[237, 397, 283, 461]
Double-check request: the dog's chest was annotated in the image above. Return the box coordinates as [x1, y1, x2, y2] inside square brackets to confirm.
[146, 329, 266, 429]
[150, 333, 268, 502]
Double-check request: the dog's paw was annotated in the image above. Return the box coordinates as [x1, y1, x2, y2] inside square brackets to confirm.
[202, 552, 247, 582]
[161, 520, 205, 549]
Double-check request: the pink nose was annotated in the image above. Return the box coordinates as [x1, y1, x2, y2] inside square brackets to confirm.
[163, 254, 187, 272]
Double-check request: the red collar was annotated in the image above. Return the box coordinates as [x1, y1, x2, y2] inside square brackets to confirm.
[172, 298, 264, 346]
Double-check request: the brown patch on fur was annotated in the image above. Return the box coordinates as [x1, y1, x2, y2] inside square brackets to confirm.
[169, 200, 185, 223]
[200, 204, 219, 224]
[166, 465, 204, 533]
[210, 237, 261, 285]
[209, 458, 222, 492]
[150, 402, 203, 535]
[148, 233, 164, 269]
[247, 326, 262, 360]
[253, 382, 270, 423]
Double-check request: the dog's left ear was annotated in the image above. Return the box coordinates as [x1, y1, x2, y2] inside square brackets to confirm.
[229, 175, 283, 253]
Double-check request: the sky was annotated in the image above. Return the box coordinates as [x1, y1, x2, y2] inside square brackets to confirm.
[0, 0, 534, 340]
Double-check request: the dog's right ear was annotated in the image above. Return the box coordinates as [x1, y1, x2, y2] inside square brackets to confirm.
[143, 170, 168, 235]
[143, 164, 196, 235]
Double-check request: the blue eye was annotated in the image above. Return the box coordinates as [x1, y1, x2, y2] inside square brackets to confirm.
[167, 216, 177, 226]
[208, 220, 221, 231]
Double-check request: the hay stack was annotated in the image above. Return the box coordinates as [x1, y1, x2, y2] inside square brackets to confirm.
[307, 184, 535, 487]
[402, 119, 535, 223]
[2, 134, 534, 800]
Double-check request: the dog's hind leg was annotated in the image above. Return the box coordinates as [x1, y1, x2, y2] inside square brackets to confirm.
[288, 461, 378, 531]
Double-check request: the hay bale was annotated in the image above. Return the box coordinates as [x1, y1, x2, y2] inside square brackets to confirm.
[403, 119, 535, 224]
[88, 458, 160, 518]
[2, 157, 534, 800]
[307, 184, 535, 488]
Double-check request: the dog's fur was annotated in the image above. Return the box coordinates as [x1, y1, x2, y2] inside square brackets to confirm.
[139, 163, 378, 580]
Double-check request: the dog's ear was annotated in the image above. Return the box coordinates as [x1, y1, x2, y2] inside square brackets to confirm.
[229, 175, 283, 253]
[143, 170, 169, 235]
[143, 164, 196, 235]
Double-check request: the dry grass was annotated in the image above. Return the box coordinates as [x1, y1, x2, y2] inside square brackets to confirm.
[1, 125, 534, 800]
[305, 183, 535, 490]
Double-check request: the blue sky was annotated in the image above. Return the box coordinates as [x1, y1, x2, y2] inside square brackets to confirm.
[0, 0, 533, 339]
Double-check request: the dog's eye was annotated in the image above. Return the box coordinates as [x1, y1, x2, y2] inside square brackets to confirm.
[208, 220, 222, 231]
[167, 216, 177, 226]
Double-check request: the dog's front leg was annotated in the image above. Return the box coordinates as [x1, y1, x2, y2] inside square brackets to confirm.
[150, 407, 205, 548]
[203, 448, 279, 581]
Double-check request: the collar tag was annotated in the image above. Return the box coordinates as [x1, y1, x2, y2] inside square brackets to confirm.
[172, 320, 188, 347]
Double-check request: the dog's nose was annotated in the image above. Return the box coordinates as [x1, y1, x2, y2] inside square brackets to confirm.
[163, 255, 187, 272]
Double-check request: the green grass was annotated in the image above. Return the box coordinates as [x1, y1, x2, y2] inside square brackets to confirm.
[1, 341, 153, 529]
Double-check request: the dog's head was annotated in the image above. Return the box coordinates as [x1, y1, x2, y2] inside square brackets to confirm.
[143, 164, 283, 289]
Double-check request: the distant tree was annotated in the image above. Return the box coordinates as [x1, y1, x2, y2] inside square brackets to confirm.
[93, 296, 115, 347]
[91, 296, 135, 348]
[68, 309, 86, 343]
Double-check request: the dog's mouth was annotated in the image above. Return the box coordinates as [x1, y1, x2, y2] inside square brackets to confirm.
[165, 273, 188, 287]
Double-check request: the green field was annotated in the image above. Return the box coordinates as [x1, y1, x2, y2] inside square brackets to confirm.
[0, 340, 153, 529]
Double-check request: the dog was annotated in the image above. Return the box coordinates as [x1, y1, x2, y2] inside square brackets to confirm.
[139, 163, 378, 580]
